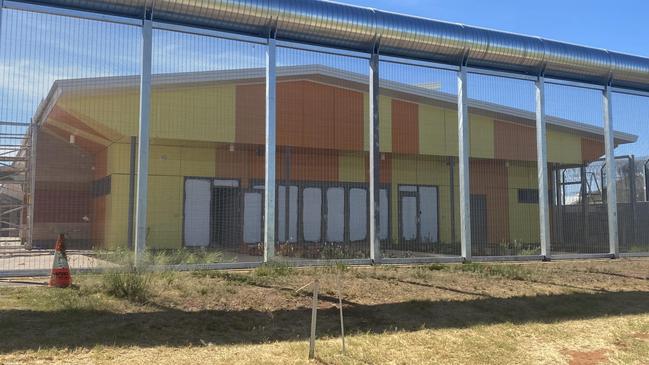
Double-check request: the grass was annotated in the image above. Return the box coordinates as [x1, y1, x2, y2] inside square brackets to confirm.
[101, 267, 152, 304]
[454, 262, 534, 281]
[96, 247, 225, 267]
[2, 259, 649, 364]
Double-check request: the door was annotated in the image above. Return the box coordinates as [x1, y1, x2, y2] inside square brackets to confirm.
[277, 185, 298, 243]
[212, 184, 241, 248]
[470, 194, 488, 247]
[419, 186, 439, 243]
[349, 188, 368, 242]
[399, 185, 439, 245]
[399, 186, 418, 244]
[243, 191, 263, 244]
[184, 179, 211, 247]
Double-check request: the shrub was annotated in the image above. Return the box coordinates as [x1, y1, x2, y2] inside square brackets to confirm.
[102, 266, 152, 304]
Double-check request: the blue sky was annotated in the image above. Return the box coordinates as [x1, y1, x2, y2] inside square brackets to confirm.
[344, 0, 649, 58]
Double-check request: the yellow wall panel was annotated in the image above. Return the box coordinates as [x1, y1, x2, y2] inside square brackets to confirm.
[508, 161, 537, 189]
[470, 114, 494, 158]
[58, 90, 140, 138]
[58, 85, 236, 144]
[339, 152, 366, 182]
[548, 129, 582, 164]
[105, 174, 130, 248]
[149, 145, 182, 176]
[146, 175, 183, 249]
[444, 109, 459, 156]
[507, 163, 540, 244]
[180, 147, 216, 177]
[418, 105, 447, 155]
[151, 84, 236, 143]
[379, 96, 392, 152]
[107, 143, 131, 175]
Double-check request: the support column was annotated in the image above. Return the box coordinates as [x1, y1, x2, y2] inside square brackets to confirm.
[134, 16, 152, 266]
[264, 37, 277, 262]
[458, 68, 472, 261]
[603, 86, 619, 257]
[535, 78, 551, 259]
[127, 136, 137, 249]
[629, 156, 638, 249]
[449, 156, 456, 245]
[369, 53, 381, 263]
[0, 1, 4, 39]
[28, 123, 37, 249]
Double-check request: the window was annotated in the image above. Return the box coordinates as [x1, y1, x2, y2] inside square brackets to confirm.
[326, 187, 345, 242]
[349, 188, 367, 242]
[302, 187, 322, 242]
[243, 192, 262, 244]
[518, 189, 539, 204]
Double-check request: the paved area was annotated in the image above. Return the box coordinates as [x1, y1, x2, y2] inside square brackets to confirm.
[0, 245, 118, 274]
[0, 277, 47, 287]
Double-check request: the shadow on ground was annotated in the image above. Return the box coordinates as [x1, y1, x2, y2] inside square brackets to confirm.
[2, 290, 649, 352]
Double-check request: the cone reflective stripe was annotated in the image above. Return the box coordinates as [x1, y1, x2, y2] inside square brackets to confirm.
[49, 234, 71, 288]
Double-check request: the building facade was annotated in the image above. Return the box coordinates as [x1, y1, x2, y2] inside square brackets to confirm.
[31, 66, 634, 256]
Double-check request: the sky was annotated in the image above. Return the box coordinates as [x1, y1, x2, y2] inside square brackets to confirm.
[343, 0, 649, 58]
[0, 0, 648, 160]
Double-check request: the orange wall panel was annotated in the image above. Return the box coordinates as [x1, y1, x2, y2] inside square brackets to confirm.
[215, 149, 265, 188]
[493, 120, 537, 161]
[289, 150, 339, 182]
[391, 100, 419, 154]
[94, 149, 108, 179]
[581, 137, 605, 162]
[34, 182, 91, 223]
[303, 82, 335, 149]
[277, 81, 305, 147]
[235, 83, 265, 145]
[470, 159, 510, 244]
[334, 88, 364, 151]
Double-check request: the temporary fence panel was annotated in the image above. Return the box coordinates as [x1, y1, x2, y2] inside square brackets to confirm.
[3, 2, 649, 275]
[378, 59, 459, 260]
[611, 91, 649, 254]
[466, 72, 538, 257]
[149, 28, 266, 265]
[273, 46, 370, 261]
[545, 82, 609, 255]
[0, 8, 141, 274]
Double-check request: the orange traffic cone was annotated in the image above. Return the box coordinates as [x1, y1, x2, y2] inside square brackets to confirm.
[49, 233, 71, 288]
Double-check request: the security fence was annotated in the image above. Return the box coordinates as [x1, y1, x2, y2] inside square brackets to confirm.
[1, 0, 649, 276]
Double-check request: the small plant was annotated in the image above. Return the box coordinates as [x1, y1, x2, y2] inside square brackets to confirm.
[255, 262, 294, 277]
[456, 262, 532, 281]
[147, 248, 224, 265]
[426, 263, 447, 271]
[102, 265, 152, 304]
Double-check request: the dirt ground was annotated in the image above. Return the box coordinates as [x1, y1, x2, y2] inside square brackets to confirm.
[1, 259, 649, 364]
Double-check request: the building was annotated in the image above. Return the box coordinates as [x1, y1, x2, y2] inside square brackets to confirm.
[30, 65, 636, 256]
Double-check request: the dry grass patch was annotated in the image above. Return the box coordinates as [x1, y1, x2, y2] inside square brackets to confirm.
[2, 259, 649, 364]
